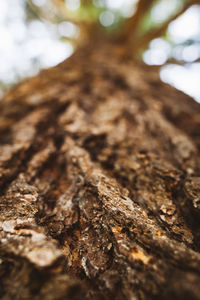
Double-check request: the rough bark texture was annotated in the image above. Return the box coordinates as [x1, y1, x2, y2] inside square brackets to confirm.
[0, 40, 200, 300]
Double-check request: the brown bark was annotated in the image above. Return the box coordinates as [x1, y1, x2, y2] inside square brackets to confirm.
[0, 39, 200, 300]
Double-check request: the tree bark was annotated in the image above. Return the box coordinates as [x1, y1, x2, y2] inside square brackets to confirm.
[0, 39, 200, 300]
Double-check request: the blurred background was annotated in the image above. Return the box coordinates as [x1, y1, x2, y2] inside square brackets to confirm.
[0, 0, 200, 102]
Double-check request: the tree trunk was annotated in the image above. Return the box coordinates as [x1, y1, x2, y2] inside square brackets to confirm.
[0, 39, 200, 300]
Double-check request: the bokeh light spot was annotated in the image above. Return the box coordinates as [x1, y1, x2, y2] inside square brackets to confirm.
[99, 11, 115, 27]
[58, 22, 79, 39]
[65, 0, 80, 11]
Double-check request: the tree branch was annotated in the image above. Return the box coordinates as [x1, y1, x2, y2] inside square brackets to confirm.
[121, 0, 156, 41]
